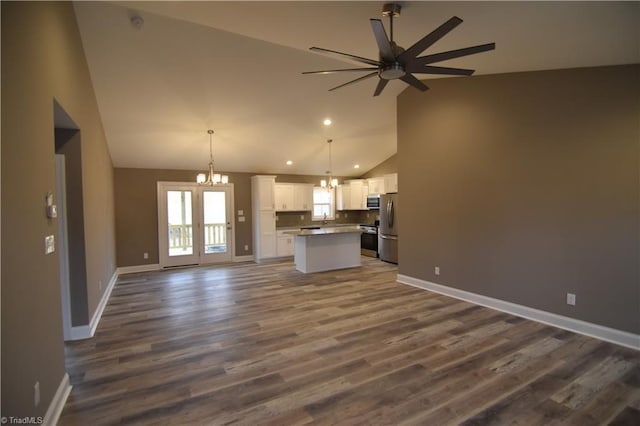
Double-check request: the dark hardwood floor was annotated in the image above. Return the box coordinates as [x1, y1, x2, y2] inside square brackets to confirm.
[59, 257, 639, 425]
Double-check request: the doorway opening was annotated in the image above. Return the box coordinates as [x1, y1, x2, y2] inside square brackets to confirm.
[54, 100, 89, 341]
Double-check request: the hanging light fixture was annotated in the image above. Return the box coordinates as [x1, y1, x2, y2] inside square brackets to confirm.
[196, 130, 229, 185]
[320, 139, 339, 189]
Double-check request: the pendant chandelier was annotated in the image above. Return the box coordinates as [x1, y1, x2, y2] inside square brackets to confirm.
[196, 130, 229, 185]
[320, 139, 339, 189]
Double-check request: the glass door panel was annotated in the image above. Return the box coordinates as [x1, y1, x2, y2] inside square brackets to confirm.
[203, 191, 226, 254]
[167, 190, 193, 256]
[201, 187, 232, 263]
[158, 184, 199, 267]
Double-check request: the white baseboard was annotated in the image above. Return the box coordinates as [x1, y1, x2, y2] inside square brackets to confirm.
[397, 274, 640, 351]
[233, 255, 254, 263]
[67, 269, 119, 340]
[88, 269, 118, 336]
[43, 372, 71, 426]
[117, 263, 161, 275]
[68, 324, 91, 340]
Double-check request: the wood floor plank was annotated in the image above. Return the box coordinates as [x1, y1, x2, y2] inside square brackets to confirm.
[59, 258, 640, 425]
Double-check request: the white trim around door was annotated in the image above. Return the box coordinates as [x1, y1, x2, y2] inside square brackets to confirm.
[157, 182, 235, 268]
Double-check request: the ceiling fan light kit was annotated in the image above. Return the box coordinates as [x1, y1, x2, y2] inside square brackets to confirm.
[304, 3, 495, 96]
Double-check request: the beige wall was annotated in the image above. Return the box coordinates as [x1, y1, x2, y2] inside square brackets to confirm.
[115, 169, 253, 266]
[114, 170, 357, 267]
[398, 64, 639, 334]
[360, 154, 397, 179]
[1, 2, 116, 417]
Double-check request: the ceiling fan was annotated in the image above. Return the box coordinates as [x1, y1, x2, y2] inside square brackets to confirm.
[303, 3, 495, 96]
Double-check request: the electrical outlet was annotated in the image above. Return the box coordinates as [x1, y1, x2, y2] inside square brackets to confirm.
[143, 252, 149, 259]
[244, 245, 249, 251]
[300, 215, 304, 220]
[34, 381, 40, 407]
[434, 266, 440, 276]
[566, 293, 576, 306]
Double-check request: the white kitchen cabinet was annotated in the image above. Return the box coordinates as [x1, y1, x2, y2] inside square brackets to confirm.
[384, 173, 398, 193]
[275, 183, 313, 211]
[254, 175, 276, 210]
[336, 184, 349, 211]
[350, 180, 367, 209]
[367, 177, 385, 195]
[251, 175, 277, 261]
[259, 211, 277, 258]
[293, 184, 313, 211]
[337, 180, 367, 210]
[276, 230, 295, 257]
[275, 183, 294, 211]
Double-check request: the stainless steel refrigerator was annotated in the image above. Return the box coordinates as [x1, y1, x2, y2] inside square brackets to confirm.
[379, 193, 398, 264]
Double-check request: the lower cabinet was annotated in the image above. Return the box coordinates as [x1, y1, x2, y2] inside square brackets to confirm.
[276, 231, 295, 257]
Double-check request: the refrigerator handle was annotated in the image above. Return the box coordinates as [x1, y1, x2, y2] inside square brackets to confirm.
[388, 200, 394, 227]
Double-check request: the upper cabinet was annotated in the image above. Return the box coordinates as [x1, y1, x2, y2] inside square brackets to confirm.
[275, 183, 313, 211]
[293, 184, 313, 211]
[337, 179, 367, 210]
[275, 183, 294, 211]
[253, 175, 276, 210]
[367, 177, 385, 195]
[384, 173, 398, 193]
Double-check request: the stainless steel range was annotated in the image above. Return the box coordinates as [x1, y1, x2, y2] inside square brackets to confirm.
[358, 224, 378, 257]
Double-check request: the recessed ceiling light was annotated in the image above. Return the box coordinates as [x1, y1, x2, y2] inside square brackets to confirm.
[323, 118, 332, 126]
[354, 164, 360, 169]
[286, 160, 293, 165]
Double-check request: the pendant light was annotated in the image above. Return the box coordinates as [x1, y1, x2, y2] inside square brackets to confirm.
[320, 139, 339, 189]
[196, 130, 229, 185]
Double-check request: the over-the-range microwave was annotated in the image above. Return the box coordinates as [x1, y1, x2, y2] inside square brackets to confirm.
[366, 194, 380, 210]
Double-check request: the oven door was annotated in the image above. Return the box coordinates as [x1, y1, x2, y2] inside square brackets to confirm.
[360, 229, 378, 257]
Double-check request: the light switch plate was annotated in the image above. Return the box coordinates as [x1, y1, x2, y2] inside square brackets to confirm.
[238, 210, 244, 216]
[45, 235, 55, 254]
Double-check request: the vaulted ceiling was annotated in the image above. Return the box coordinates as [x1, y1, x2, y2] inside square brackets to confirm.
[73, 1, 639, 177]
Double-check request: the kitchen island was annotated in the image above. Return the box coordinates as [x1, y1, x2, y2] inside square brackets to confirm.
[284, 226, 362, 273]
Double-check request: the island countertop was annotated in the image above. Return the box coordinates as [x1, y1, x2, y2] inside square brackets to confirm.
[283, 226, 362, 237]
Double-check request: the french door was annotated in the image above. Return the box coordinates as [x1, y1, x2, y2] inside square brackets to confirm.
[158, 182, 233, 267]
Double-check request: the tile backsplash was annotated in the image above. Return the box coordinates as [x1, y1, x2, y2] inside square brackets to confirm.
[276, 210, 379, 228]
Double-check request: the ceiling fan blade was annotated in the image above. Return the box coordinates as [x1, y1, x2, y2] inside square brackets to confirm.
[414, 43, 496, 65]
[302, 67, 379, 75]
[310, 47, 380, 67]
[400, 73, 429, 92]
[405, 64, 475, 76]
[328, 72, 378, 92]
[370, 19, 394, 62]
[398, 16, 463, 62]
[373, 79, 389, 97]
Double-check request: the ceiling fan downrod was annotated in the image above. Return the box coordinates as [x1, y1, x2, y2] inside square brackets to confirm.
[380, 3, 404, 80]
[382, 3, 401, 43]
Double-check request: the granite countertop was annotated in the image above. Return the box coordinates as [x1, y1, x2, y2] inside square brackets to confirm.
[283, 226, 362, 236]
[276, 223, 360, 231]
